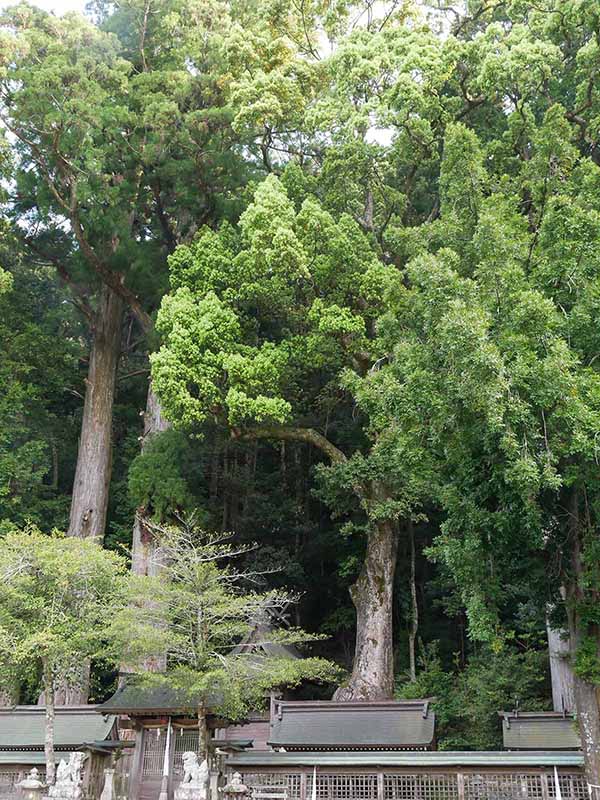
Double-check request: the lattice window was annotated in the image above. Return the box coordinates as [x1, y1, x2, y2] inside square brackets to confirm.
[241, 772, 302, 800]
[173, 729, 202, 778]
[384, 773, 459, 800]
[308, 773, 378, 800]
[142, 728, 167, 778]
[0, 770, 18, 796]
[0, 769, 32, 800]
[464, 773, 544, 800]
[547, 773, 588, 800]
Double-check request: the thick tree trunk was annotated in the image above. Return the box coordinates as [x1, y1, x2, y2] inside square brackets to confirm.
[38, 660, 91, 707]
[131, 383, 171, 579]
[235, 427, 401, 702]
[198, 705, 208, 759]
[125, 381, 171, 675]
[546, 613, 575, 712]
[573, 669, 600, 784]
[333, 518, 399, 700]
[43, 664, 56, 785]
[67, 284, 123, 540]
[565, 489, 600, 784]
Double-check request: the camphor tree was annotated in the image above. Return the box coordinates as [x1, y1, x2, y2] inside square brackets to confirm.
[149, 1, 494, 699]
[119, 516, 342, 754]
[381, 0, 600, 780]
[355, 110, 600, 777]
[151, 174, 435, 700]
[0, 528, 159, 783]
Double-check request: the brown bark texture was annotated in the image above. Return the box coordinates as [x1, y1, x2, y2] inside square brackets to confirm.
[67, 284, 124, 540]
[131, 383, 171, 578]
[0, 682, 19, 707]
[546, 614, 575, 712]
[333, 518, 399, 701]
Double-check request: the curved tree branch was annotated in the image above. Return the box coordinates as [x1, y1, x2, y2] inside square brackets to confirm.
[231, 425, 347, 464]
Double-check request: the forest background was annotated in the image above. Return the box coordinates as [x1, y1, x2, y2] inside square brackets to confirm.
[1, 0, 600, 779]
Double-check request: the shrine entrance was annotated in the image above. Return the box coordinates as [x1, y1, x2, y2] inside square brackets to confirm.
[136, 723, 202, 800]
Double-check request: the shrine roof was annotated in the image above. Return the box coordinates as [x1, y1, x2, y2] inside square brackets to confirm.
[268, 700, 435, 751]
[96, 683, 211, 716]
[499, 712, 581, 751]
[226, 750, 584, 768]
[0, 706, 116, 750]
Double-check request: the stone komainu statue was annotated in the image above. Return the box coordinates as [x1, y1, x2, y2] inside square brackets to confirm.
[175, 753, 209, 800]
[46, 752, 86, 800]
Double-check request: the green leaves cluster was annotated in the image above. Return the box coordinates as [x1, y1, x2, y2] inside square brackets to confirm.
[122, 519, 342, 720]
[152, 173, 396, 432]
[0, 528, 141, 692]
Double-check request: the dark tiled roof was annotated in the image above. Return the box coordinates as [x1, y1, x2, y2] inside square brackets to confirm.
[97, 683, 213, 715]
[0, 707, 116, 750]
[268, 700, 435, 751]
[500, 712, 581, 750]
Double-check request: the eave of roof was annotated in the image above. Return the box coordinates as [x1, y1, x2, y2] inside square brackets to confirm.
[0, 751, 48, 765]
[499, 712, 576, 720]
[226, 751, 585, 768]
[0, 707, 115, 750]
[274, 700, 433, 712]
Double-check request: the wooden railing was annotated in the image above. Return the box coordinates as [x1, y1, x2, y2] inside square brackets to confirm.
[229, 769, 588, 800]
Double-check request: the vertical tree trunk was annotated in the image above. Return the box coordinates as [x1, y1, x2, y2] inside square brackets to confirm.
[573, 669, 600, 783]
[408, 519, 418, 683]
[67, 284, 123, 540]
[43, 663, 56, 785]
[126, 381, 171, 674]
[546, 613, 575, 712]
[333, 517, 399, 700]
[49, 286, 124, 707]
[198, 705, 208, 759]
[565, 489, 600, 784]
[131, 382, 171, 579]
